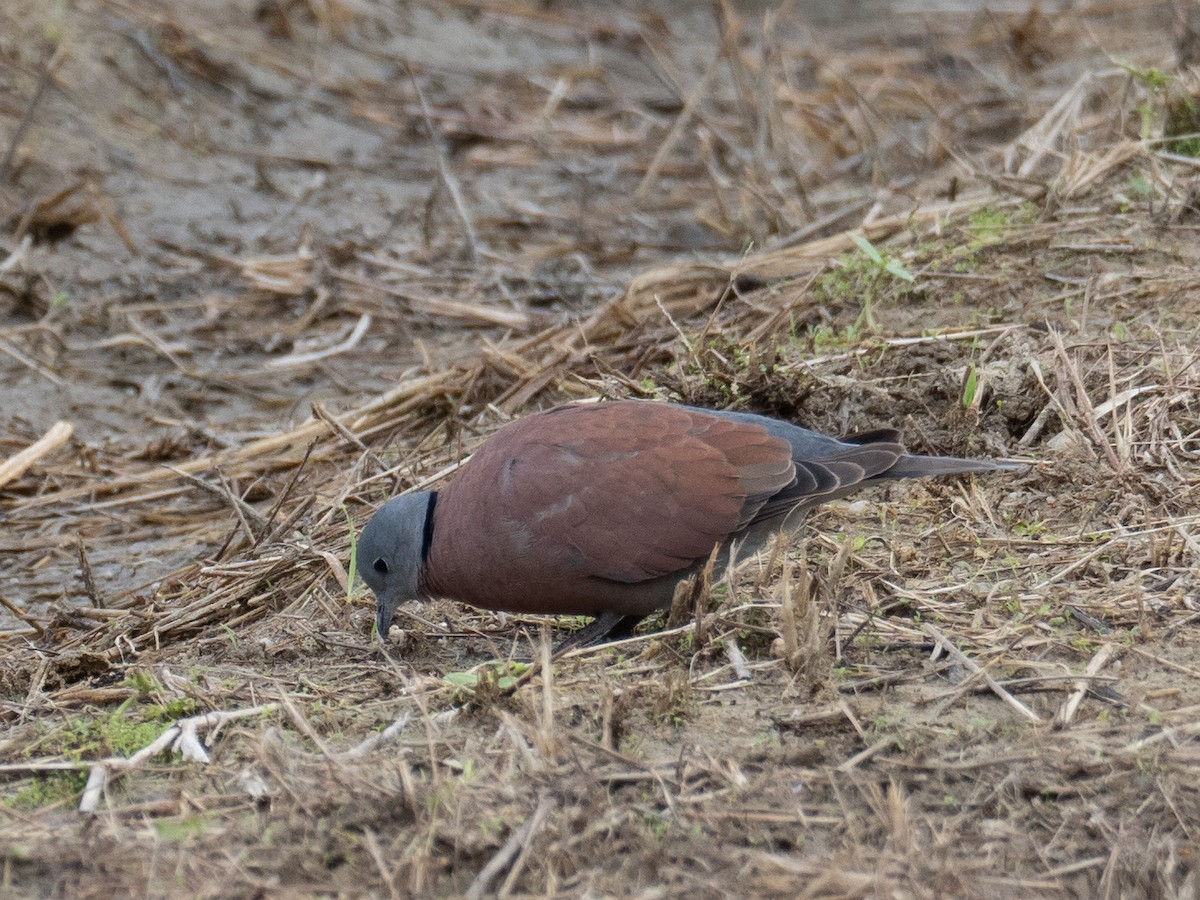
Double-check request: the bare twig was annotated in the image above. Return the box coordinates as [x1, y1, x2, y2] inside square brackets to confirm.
[0, 591, 45, 636]
[407, 64, 481, 262]
[925, 624, 1043, 725]
[0, 420, 73, 489]
[465, 796, 554, 900]
[266, 313, 372, 368]
[1053, 643, 1120, 729]
[75, 536, 103, 608]
[341, 713, 412, 758]
[79, 704, 277, 812]
[724, 637, 751, 680]
[1, 46, 61, 182]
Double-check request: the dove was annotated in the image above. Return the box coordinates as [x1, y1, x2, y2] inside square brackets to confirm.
[359, 401, 1016, 644]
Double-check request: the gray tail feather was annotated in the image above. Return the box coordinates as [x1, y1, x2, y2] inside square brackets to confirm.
[882, 455, 1024, 480]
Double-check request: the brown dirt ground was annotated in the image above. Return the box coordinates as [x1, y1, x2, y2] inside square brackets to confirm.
[3, 0, 1200, 897]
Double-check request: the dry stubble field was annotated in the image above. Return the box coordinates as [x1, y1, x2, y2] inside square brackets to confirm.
[2, 0, 1200, 896]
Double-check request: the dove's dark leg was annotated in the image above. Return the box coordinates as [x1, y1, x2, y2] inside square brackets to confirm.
[554, 612, 646, 653]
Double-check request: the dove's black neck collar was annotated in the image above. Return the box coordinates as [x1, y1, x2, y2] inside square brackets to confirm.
[420, 491, 438, 562]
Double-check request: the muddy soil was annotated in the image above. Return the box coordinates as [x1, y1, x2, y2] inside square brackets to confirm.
[2, 1, 1199, 897]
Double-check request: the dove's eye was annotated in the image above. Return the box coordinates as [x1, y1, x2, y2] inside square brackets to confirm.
[373, 559, 389, 575]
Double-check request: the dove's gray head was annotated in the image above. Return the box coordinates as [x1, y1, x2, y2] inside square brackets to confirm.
[358, 492, 437, 638]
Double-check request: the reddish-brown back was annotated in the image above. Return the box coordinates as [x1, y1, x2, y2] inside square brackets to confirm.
[423, 402, 795, 615]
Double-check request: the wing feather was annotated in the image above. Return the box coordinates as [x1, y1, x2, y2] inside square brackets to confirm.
[449, 402, 795, 584]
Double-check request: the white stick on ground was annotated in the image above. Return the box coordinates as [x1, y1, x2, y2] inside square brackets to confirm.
[724, 637, 752, 681]
[79, 704, 277, 813]
[925, 624, 1043, 725]
[1053, 643, 1119, 730]
[0, 420, 73, 490]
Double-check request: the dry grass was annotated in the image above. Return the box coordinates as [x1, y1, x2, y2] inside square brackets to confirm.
[2, 0, 1200, 896]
